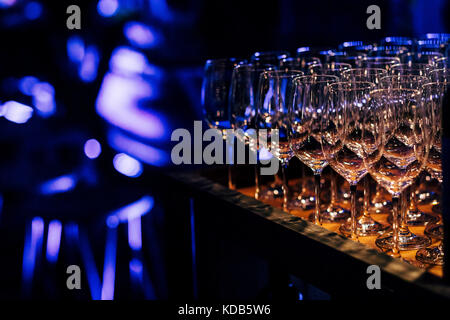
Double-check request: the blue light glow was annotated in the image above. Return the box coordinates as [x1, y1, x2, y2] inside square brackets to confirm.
[0, 0, 16, 8]
[40, 174, 77, 195]
[109, 46, 160, 76]
[22, 217, 44, 288]
[67, 35, 85, 63]
[113, 153, 143, 178]
[24, 1, 42, 20]
[31, 82, 56, 117]
[101, 227, 117, 300]
[128, 216, 142, 250]
[108, 129, 169, 167]
[77, 227, 102, 300]
[79, 46, 99, 82]
[297, 47, 310, 53]
[46, 220, 62, 263]
[97, 0, 119, 17]
[18, 76, 39, 96]
[96, 72, 166, 139]
[129, 258, 143, 282]
[2, 101, 33, 124]
[124, 21, 159, 49]
[107, 195, 154, 223]
[259, 147, 273, 161]
[149, 0, 176, 22]
[84, 139, 102, 159]
[0, 194, 3, 222]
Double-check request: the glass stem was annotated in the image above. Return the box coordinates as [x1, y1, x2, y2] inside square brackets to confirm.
[399, 188, 411, 234]
[314, 174, 322, 226]
[254, 164, 260, 200]
[350, 184, 358, 241]
[391, 197, 401, 258]
[228, 165, 235, 190]
[281, 163, 289, 211]
[363, 177, 370, 219]
[408, 180, 420, 214]
[330, 170, 338, 206]
[298, 165, 305, 197]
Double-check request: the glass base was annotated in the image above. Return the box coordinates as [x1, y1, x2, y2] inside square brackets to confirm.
[286, 193, 315, 211]
[387, 210, 440, 226]
[424, 223, 444, 240]
[416, 246, 444, 266]
[375, 230, 431, 251]
[339, 215, 389, 237]
[308, 204, 350, 223]
[403, 258, 429, 269]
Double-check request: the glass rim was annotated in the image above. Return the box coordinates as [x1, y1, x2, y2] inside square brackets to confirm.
[380, 74, 429, 81]
[390, 63, 433, 69]
[362, 56, 401, 62]
[422, 81, 449, 88]
[328, 81, 376, 91]
[341, 67, 388, 74]
[261, 70, 304, 77]
[369, 88, 422, 96]
[309, 62, 353, 69]
[295, 74, 339, 83]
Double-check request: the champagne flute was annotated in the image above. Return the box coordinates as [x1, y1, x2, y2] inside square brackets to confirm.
[289, 75, 339, 225]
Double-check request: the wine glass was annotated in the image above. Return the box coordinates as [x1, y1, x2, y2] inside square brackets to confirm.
[380, 75, 439, 226]
[257, 70, 304, 210]
[296, 48, 322, 71]
[233, 63, 279, 200]
[323, 81, 388, 239]
[202, 58, 240, 188]
[365, 88, 431, 255]
[228, 63, 258, 188]
[416, 76, 449, 265]
[369, 45, 409, 58]
[341, 68, 393, 215]
[400, 51, 443, 65]
[335, 55, 366, 68]
[341, 68, 388, 85]
[390, 63, 433, 77]
[360, 57, 401, 71]
[307, 62, 352, 77]
[432, 57, 449, 69]
[289, 75, 339, 225]
[416, 222, 444, 265]
[306, 63, 353, 222]
[251, 51, 290, 69]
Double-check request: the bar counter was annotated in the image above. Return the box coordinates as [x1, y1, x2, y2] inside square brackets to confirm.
[164, 167, 450, 300]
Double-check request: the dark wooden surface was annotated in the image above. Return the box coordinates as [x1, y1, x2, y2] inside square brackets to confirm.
[165, 169, 450, 299]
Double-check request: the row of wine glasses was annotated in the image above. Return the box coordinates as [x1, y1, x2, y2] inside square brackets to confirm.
[201, 42, 448, 266]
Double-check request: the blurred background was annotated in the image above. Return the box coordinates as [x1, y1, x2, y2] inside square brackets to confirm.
[0, 0, 448, 299]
